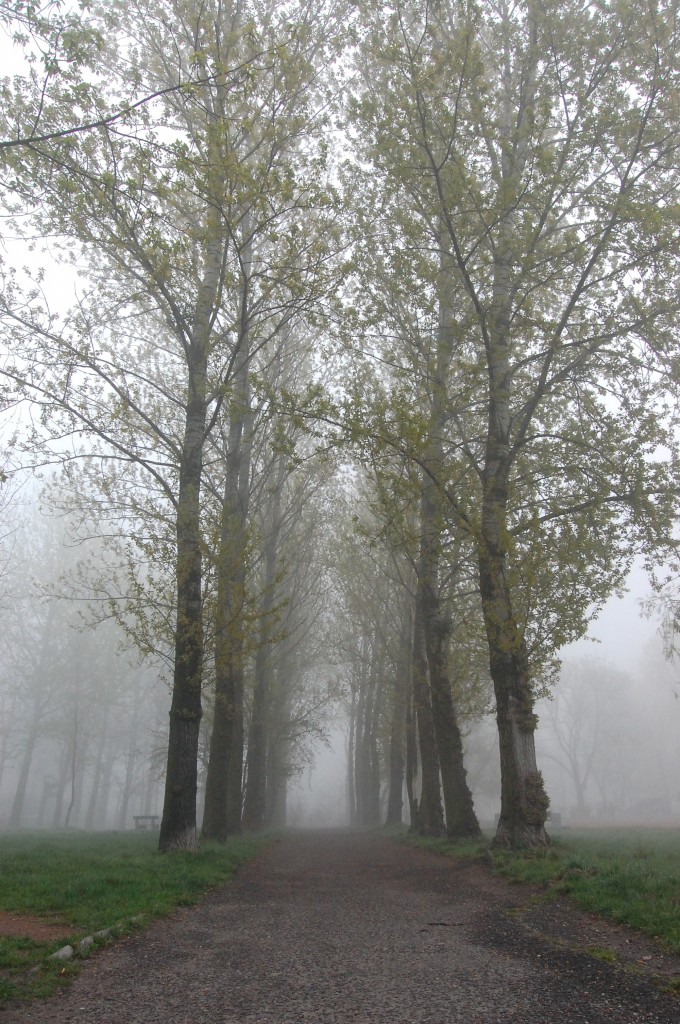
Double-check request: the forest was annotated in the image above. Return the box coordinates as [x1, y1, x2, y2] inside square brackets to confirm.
[1, 0, 680, 852]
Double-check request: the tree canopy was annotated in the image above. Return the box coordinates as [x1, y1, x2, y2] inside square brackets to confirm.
[1, 0, 679, 848]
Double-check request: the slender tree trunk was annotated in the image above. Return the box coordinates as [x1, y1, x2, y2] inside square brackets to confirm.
[366, 645, 384, 825]
[117, 711, 140, 830]
[96, 756, 115, 829]
[346, 686, 357, 825]
[264, 643, 294, 828]
[0, 699, 15, 792]
[242, 454, 285, 831]
[64, 704, 80, 828]
[84, 708, 110, 829]
[9, 721, 40, 827]
[266, 730, 289, 828]
[385, 624, 409, 826]
[404, 682, 418, 828]
[51, 745, 70, 828]
[353, 644, 368, 824]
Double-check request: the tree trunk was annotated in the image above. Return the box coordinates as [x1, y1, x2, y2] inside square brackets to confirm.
[404, 682, 418, 828]
[411, 597, 445, 835]
[265, 643, 294, 828]
[419, 472, 480, 840]
[242, 454, 285, 831]
[201, 209, 253, 841]
[84, 708, 110, 829]
[158, 363, 207, 851]
[9, 722, 40, 827]
[479, 430, 550, 848]
[158, 117, 228, 849]
[51, 745, 70, 828]
[64, 704, 80, 828]
[418, 436, 480, 839]
[385, 621, 410, 826]
[477, 5, 548, 849]
[346, 686, 357, 825]
[202, 392, 252, 838]
[420, 580, 480, 839]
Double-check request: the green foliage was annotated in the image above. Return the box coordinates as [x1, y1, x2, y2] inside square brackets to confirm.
[0, 829, 268, 1005]
[347, 0, 680, 681]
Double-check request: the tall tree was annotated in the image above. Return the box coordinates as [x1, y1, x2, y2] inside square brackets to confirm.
[1, 0, 344, 848]
[351, 0, 680, 846]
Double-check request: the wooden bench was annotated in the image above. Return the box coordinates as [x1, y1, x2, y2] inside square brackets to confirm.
[133, 815, 159, 830]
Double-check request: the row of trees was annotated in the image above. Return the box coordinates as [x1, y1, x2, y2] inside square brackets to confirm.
[2, 0, 680, 848]
[0, 504, 167, 830]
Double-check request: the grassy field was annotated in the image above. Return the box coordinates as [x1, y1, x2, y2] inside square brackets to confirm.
[403, 827, 680, 955]
[0, 829, 268, 1005]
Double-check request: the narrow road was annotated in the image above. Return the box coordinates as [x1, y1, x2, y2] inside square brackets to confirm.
[5, 830, 679, 1023]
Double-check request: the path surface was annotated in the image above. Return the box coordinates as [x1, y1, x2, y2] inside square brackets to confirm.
[4, 830, 680, 1023]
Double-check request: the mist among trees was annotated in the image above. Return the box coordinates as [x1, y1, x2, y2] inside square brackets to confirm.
[1, 0, 680, 849]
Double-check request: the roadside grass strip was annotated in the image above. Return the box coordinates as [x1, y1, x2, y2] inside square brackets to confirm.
[398, 827, 680, 954]
[0, 830, 268, 1005]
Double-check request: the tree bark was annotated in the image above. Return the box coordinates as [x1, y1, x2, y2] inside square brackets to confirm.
[404, 683, 418, 828]
[158, 345, 208, 851]
[385, 621, 410, 826]
[242, 454, 285, 831]
[418, 470, 480, 839]
[202, 362, 252, 839]
[410, 597, 445, 835]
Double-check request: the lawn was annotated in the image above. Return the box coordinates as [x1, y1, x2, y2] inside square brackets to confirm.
[403, 826, 680, 955]
[0, 829, 267, 1005]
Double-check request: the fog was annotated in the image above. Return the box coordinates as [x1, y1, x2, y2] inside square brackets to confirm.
[1, 477, 679, 838]
[2, 0, 680, 846]
[292, 568, 680, 832]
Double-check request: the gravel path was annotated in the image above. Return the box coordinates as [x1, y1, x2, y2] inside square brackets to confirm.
[4, 829, 680, 1023]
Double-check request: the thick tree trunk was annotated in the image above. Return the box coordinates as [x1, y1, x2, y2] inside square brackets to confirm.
[420, 581, 480, 839]
[411, 598, 445, 835]
[158, 129, 227, 849]
[478, 6, 548, 849]
[419, 457, 480, 840]
[202, 214, 253, 841]
[479, 417, 550, 848]
[202, 624, 245, 840]
[158, 362, 207, 851]
[202, 382, 252, 839]
[411, 220, 480, 839]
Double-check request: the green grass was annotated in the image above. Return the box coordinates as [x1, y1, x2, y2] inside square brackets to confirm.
[0, 829, 268, 1006]
[401, 827, 680, 955]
